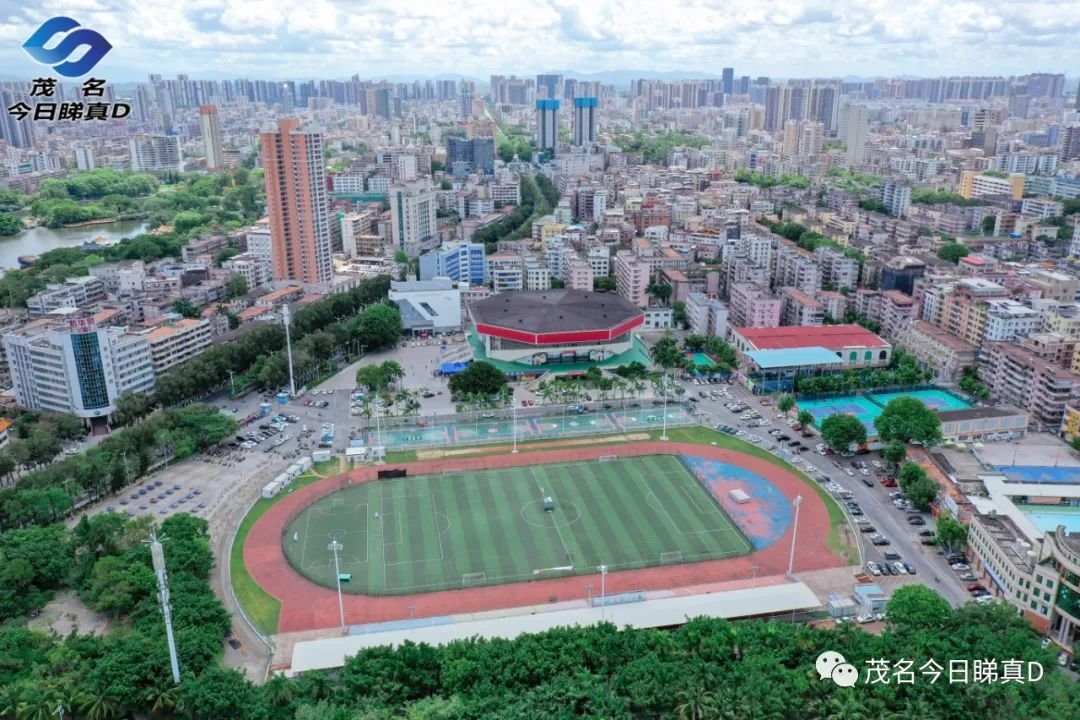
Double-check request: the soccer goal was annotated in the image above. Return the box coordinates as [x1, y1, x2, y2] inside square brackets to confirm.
[461, 571, 487, 587]
[442, 468, 463, 476]
[660, 551, 684, 564]
[598, 455, 618, 463]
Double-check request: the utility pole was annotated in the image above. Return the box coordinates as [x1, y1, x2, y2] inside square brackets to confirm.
[282, 305, 296, 397]
[147, 535, 181, 684]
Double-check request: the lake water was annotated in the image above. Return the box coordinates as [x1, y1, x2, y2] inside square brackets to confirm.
[0, 219, 149, 270]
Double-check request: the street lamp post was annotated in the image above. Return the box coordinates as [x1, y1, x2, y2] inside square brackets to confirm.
[329, 539, 345, 628]
[227, 369, 235, 397]
[787, 495, 803, 578]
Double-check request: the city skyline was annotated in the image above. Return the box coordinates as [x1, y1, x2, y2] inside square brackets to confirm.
[1, 0, 1078, 81]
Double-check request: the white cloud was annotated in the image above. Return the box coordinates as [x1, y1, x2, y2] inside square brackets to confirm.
[0, 0, 1076, 79]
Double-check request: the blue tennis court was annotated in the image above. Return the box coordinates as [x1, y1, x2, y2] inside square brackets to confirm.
[795, 395, 882, 431]
[996, 465, 1080, 485]
[869, 388, 971, 412]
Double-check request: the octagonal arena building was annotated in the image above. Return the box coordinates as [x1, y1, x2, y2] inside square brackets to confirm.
[468, 289, 645, 369]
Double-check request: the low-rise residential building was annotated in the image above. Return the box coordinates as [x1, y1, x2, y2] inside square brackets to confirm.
[959, 170, 1025, 200]
[222, 252, 271, 291]
[729, 283, 782, 328]
[982, 341, 1080, 429]
[892, 319, 978, 382]
[614, 250, 650, 308]
[780, 288, 824, 326]
[486, 253, 524, 293]
[879, 290, 917, 339]
[139, 317, 212, 374]
[685, 292, 729, 337]
[26, 276, 107, 316]
[984, 300, 1042, 342]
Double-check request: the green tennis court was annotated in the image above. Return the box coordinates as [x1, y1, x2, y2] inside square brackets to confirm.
[282, 456, 752, 595]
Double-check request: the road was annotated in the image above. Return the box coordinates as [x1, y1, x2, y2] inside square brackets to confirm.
[682, 378, 971, 608]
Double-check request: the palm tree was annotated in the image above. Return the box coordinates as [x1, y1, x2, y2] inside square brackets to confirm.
[263, 674, 295, 708]
[0, 685, 21, 720]
[80, 688, 121, 720]
[382, 360, 404, 389]
[17, 689, 63, 720]
[144, 680, 180, 716]
[676, 686, 718, 720]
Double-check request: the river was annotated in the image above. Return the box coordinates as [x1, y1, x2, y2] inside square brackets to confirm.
[0, 219, 149, 270]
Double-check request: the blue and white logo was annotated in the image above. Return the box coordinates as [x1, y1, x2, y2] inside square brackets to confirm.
[23, 16, 112, 78]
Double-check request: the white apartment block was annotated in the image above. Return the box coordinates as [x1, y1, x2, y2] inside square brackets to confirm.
[614, 251, 650, 308]
[26, 276, 107, 316]
[685, 292, 729, 337]
[245, 225, 274, 272]
[984, 300, 1042, 342]
[331, 173, 368, 194]
[586, 246, 610, 278]
[4, 319, 154, 419]
[222, 253, 271, 290]
[390, 178, 439, 258]
[486, 254, 524, 293]
[525, 258, 552, 291]
[129, 134, 183, 174]
[1020, 198, 1065, 220]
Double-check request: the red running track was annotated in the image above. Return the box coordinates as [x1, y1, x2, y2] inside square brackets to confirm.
[243, 442, 845, 634]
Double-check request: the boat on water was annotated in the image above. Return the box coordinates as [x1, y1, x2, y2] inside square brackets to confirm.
[81, 235, 116, 252]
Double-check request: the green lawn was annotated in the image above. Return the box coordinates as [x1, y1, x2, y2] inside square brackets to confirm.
[282, 456, 751, 595]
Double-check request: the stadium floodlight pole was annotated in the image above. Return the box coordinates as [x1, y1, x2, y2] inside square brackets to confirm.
[282, 305, 297, 397]
[661, 372, 670, 441]
[329, 539, 346, 628]
[512, 402, 518, 453]
[598, 564, 608, 621]
[787, 496, 803, 578]
[146, 535, 181, 684]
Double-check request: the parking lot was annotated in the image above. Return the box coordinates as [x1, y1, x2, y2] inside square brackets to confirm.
[680, 376, 971, 608]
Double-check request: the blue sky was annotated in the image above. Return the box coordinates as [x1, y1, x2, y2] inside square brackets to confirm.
[1, 0, 1077, 82]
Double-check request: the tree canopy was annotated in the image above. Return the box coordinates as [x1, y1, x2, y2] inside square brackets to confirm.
[874, 396, 943, 447]
[650, 334, 686, 370]
[448, 361, 509, 399]
[819, 413, 867, 452]
[899, 461, 939, 510]
[937, 242, 971, 264]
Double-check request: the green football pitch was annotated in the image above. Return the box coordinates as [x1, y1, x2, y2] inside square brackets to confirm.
[281, 455, 752, 595]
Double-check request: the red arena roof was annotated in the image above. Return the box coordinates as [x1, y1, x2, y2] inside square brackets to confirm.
[471, 289, 644, 346]
[735, 324, 889, 351]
